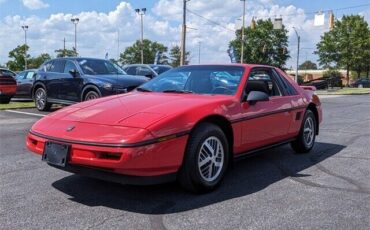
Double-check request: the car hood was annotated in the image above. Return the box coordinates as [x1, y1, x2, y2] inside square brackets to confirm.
[86, 74, 148, 87]
[42, 92, 231, 129]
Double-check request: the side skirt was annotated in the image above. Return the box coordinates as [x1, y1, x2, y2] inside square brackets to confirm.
[234, 138, 296, 161]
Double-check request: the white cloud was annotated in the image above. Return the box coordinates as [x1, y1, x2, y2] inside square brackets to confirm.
[0, 0, 354, 67]
[22, 0, 49, 10]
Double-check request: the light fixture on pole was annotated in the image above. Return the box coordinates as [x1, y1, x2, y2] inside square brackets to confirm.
[292, 27, 300, 83]
[21, 25, 29, 70]
[240, 0, 246, 64]
[135, 8, 146, 64]
[71, 17, 79, 56]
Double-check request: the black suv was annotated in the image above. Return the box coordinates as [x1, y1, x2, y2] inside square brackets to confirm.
[32, 58, 148, 111]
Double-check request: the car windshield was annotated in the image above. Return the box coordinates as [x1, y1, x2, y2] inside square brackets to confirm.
[77, 59, 127, 75]
[149, 65, 172, 74]
[138, 65, 244, 95]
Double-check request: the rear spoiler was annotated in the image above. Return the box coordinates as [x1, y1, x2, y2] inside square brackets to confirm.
[300, 86, 316, 91]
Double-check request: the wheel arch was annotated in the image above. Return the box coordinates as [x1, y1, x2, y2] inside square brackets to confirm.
[81, 84, 102, 101]
[190, 115, 234, 163]
[307, 103, 319, 135]
[31, 82, 46, 99]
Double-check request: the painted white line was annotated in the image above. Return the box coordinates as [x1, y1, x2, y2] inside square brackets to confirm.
[5, 110, 46, 117]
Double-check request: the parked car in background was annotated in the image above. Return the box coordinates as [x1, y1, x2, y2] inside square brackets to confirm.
[0, 68, 17, 104]
[123, 64, 172, 79]
[14, 69, 37, 99]
[351, 78, 370, 88]
[27, 64, 322, 193]
[32, 57, 148, 111]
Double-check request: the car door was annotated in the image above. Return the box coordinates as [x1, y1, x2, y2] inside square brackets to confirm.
[60, 60, 83, 102]
[23, 71, 35, 97]
[44, 60, 65, 99]
[239, 67, 294, 151]
[15, 71, 27, 96]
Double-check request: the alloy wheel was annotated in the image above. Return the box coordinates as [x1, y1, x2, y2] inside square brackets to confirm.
[303, 116, 315, 147]
[198, 136, 224, 182]
[35, 88, 46, 110]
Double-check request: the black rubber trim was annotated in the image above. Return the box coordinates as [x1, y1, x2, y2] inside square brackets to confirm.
[230, 105, 307, 124]
[234, 138, 296, 161]
[29, 130, 190, 148]
[50, 164, 177, 185]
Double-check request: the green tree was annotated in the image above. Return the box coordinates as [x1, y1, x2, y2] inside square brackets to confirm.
[299, 60, 318, 70]
[28, 53, 51, 69]
[229, 19, 290, 68]
[316, 15, 370, 85]
[119, 39, 168, 65]
[6, 44, 30, 71]
[55, 47, 78, 57]
[169, 45, 190, 67]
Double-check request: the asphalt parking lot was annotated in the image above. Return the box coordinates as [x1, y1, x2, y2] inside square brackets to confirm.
[1, 95, 369, 229]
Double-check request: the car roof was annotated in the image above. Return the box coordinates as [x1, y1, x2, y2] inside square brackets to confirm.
[50, 57, 109, 62]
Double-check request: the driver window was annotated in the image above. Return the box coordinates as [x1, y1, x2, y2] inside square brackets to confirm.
[245, 69, 282, 97]
[64, 61, 77, 74]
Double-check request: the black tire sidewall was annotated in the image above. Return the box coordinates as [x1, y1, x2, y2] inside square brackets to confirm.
[84, 91, 100, 101]
[35, 88, 47, 111]
[186, 123, 229, 190]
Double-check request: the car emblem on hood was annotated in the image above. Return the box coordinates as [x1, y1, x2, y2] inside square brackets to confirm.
[66, 125, 75, 132]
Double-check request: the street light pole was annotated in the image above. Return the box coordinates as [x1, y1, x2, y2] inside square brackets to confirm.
[292, 27, 300, 83]
[71, 17, 79, 56]
[135, 8, 146, 64]
[21, 25, 28, 70]
[240, 0, 246, 64]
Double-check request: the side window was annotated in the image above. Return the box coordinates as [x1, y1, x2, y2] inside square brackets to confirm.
[273, 69, 298, 96]
[125, 67, 136, 75]
[49, 60, 66, 73]
[64, 61, 77, 74]
[245, 68, 282, 97]
[25, 71, 35, 79]
[41, 61, 53, 72]
[17, 71, 27, 80]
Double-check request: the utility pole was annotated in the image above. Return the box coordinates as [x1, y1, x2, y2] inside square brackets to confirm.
[63, 37, 66, 50]
[180, 0, 188, 66]
[117, 29, 120, 60]
[292, 27, 300, 83]
[240, 0, 246, 64]
[21, 25, 28, 70]
[71, 17, 79, 56]
[135, 8, 146, 64]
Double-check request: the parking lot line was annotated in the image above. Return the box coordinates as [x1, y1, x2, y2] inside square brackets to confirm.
[5, 110, 46, 117]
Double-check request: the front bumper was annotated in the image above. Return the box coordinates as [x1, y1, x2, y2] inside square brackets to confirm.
[27, 131, 188, 178]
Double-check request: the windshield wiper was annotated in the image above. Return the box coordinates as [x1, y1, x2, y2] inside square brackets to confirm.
[162, 89, 194, 94]
[136, 87, 152, 92]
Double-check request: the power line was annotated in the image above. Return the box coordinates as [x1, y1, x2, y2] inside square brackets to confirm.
[186, 9, 235, 32]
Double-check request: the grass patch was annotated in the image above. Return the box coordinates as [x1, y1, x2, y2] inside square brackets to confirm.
[316, 88, 370, 95]
[0, 101, 35, 110]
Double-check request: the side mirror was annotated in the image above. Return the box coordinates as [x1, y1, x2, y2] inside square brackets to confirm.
[245, 91, 269, 105]
[69, 69, 79, 77]
[139, 69, 154, 79]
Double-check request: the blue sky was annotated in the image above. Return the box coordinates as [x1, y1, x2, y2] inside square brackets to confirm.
[0, 0, 369, 67]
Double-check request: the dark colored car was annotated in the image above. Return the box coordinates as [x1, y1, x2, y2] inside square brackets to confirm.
[32, 58, 148, 111]
[0, 68, 17, 104]
[15, 69, 37, 99]
[351, 78, 370, 88]
[123, 64, 172, 79]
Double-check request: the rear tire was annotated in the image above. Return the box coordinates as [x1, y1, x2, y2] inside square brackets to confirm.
[0, 97, 11, 104]
[84, 90, 100, 101]
[34, 88, 52, 111]
[178, 123, 229, 193]
[291, 110, 316, 154]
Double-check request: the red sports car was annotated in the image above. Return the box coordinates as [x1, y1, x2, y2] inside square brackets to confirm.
[27, 64, 322, 193]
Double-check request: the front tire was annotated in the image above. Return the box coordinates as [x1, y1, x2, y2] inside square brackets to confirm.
[178, 123, 229, 193]
[291, 110, 316, 154]
[84, 90, 100, 101]
[34, 88, 52, 111]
